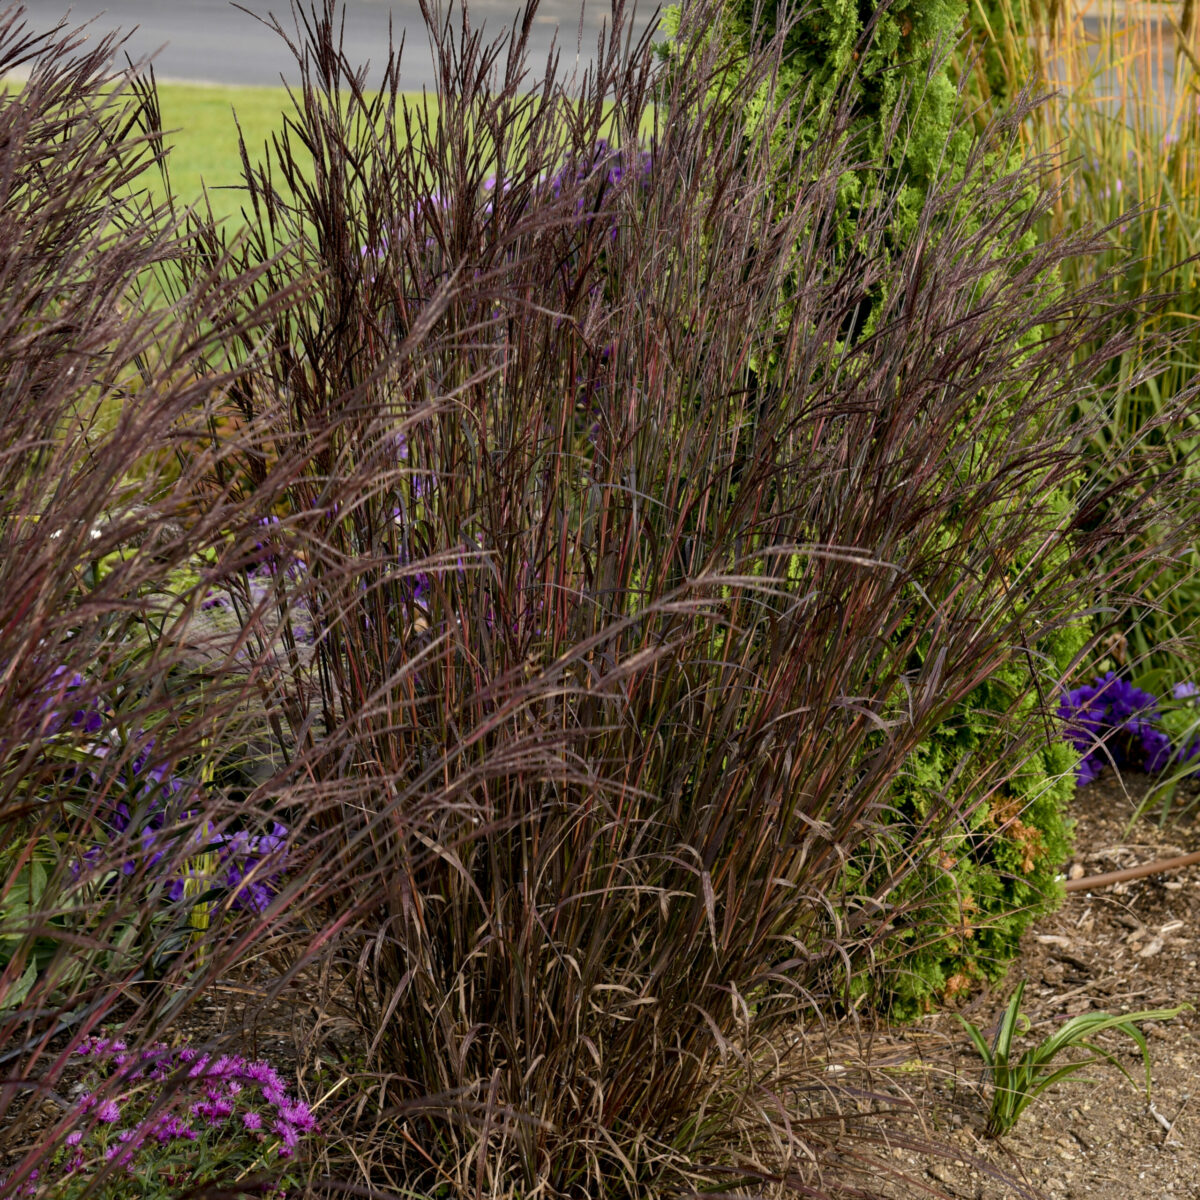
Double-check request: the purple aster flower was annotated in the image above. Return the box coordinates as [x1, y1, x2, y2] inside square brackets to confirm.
[246, 1061, 285, 1092]
[201, 1098, 235, 1125]
[210, 1054, 243, 1078]
[273, 1119, 299, 1153]
[280, 1101, 317, 1132]
[1106, 678, 1157, 722]
[104, 1143, 134, 1167]
[257, 822, 288, 856]
[96, 1099, 121, 1123]
[1139, 725, 1173, 773]
[1075, 752, 1103, 785]
[70, 707, 105, 734]
[1060, 672, 1199, 784]
[187, 1054, 212, 1079]
[140, 826, 165, 869]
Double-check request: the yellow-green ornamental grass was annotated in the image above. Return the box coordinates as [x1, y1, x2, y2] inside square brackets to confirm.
[961, 0, 1200, 692]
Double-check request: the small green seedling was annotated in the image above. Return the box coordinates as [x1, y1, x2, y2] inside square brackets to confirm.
[957, 980, 1188, 1138]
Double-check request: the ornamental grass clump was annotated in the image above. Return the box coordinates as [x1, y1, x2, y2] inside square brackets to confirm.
[146, 0, 1200, 1194]
[4, 0, 1200, 1197]
[0, 5, 316, 1195]
[659, 0, 1093, 1016]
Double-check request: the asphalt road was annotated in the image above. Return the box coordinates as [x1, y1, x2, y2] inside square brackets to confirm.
[15, 0, 658, 88]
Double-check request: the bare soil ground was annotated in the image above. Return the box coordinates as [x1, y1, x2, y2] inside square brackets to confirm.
[863, 771, 1200, 1200]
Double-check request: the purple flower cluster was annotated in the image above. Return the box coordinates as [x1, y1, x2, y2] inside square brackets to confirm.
[37, 665, 108, 737]
[208, 822, 289, 913]
[64, 729, 290, 915]
[549, 139, 652, 200]
[20, 1036, 321, 1197]
[36, 663, 291, 917]
[1058, 672, 1200, 785]
[363, 140, 653, 275]
[543, 139, 653, 212]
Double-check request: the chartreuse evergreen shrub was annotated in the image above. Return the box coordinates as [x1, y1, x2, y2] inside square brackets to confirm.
[855, 622, 1084, 1015]
[669, 0, 972, 244]
[847, 487, 1095, 1014]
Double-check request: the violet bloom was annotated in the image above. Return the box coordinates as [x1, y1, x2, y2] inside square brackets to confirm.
[273, 1119, 300, 1156]
[187, 1053, 212, 1078]
[68, 1035, 321, 1176]
[34, 666, 110, 739]
[279, 1101, 317, 1132]
[199, 1097, 235, 1125]
[1060, 672, 1197, 784]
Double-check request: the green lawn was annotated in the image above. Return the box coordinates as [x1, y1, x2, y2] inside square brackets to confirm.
[4, 76, 434, 225]
[4, 74, 645, 228]
[155, 82, 438, 226]
[154, 83, 300, 224]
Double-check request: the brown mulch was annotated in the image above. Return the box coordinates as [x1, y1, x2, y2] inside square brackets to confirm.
[862, 771, 1200, 1200]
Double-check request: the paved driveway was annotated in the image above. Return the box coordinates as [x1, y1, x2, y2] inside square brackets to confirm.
[15, 0, 657, 88]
